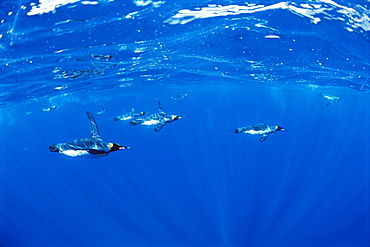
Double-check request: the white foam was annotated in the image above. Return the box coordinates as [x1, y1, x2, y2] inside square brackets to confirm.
[164, 1, 370, 33]
[27, 0, 81, 16]
[81, 1, 98, 5]
[133, 0, 164, 7]
[133, 0, 152, 7]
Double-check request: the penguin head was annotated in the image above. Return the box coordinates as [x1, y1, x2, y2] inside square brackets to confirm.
[276, 126, 284, 131]
[171, 115, 183, 121]
[109, 143, 131, 152]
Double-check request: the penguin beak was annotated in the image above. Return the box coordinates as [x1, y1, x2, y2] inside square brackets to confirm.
[172, 116, 184, 120]
[119, 146, 131, 150]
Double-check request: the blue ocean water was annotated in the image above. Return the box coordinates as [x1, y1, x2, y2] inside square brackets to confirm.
[1, 0, 370, 246]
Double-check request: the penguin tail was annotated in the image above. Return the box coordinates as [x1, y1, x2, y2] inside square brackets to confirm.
[129, 118, 144, 125]
[48, 144, 59, 152]
[234, 128, 242, 133]
[129, 121, 138, 126]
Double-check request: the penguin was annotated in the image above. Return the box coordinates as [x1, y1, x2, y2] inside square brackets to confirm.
[96, 106, 108, 115]
[113, 107, 146, 121]
[169, 93, 188, 104]
[319, 93, 340, 106]
[129, 102, 183, 132]
[41, 105, 57, 112]
[235, 122, 284, 142]
[49, 111, 130, 157]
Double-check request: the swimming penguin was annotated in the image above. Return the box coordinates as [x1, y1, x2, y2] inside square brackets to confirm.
[169, 93, 188, 104]
[235, 122, 284, 142]
[129, 102, 183, 132]
[41, 105, 57, 112]
[113, 107, 146, 121]
[96, 106, 108, 115]
[319, 93, 340, 106]
[49, 111, 130, 157]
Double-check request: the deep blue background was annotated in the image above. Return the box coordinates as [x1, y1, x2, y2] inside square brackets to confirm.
[0, 0, 370, 246]
[1, 84, 369, 246]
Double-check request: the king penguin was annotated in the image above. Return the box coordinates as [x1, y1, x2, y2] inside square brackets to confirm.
[49, 111, 130, 157]
[235, 122, 284, 142]
[129, 102, 183, 132]
[113, 107, 146, 121]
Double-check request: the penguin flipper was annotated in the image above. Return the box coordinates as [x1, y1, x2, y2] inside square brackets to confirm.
[258, 119, 268, 125]
[259, 134, 269, 142]
[158, 102, 165, 114]
[86, 111, 100, 139]
[154, 122, 165, 132]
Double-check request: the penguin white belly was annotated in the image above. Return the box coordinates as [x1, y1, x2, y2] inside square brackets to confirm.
[247, 130, 267, 135]
[61, 149, 90, 157]
[121, 116, 132, 120]
[141, 119, 160, 125]
[115, 115, 132, 121]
